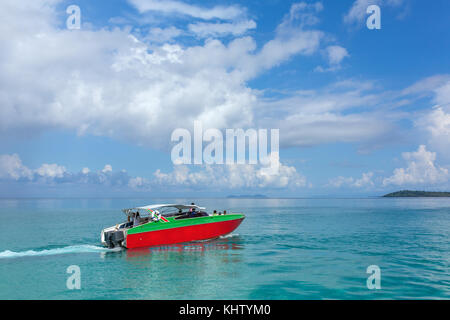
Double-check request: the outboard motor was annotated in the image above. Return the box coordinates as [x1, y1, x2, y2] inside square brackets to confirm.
[104, 230, 125, 248]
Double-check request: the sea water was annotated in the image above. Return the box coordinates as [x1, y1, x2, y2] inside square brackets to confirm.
[0, 198, 448, 299]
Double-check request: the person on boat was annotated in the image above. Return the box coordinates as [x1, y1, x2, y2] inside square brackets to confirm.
[133, 212, 141, 227]
[188, 207, 198, 218]
[152, 210, 161, 221]
[213, 210, 217, 215]
[223, 210, 227, 215]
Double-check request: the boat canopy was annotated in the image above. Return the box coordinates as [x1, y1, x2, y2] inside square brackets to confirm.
[122, 204, 206, 216]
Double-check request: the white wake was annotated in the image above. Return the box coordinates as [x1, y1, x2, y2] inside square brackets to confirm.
[0, 244, 122, 259]
[219, 233, 239, 239]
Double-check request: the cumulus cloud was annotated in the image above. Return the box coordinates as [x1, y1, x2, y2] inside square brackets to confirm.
[35, 163, 67, 179]
[418, 106, 450, 154]
[0, 0, 428, 157]
[0, 154, 33, 180]
[102, 164, 113, 173]
[328, 171, 374, 188]
[0, 154, 70, 182]
[0, 153, 147, 189]
[434, 80, 450, 106]
[410, 76, 450, 158]
[154, 153, 307, 189]
[128, 176, 148, 188]
[0, 0, 328, 151]
[383, 145, 449, 186]
[0, 153, 306, 191]
[353, 172, 375, 188]
[329, 144, 450, 189]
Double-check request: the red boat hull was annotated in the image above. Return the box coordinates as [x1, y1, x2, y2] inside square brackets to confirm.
[126, 217, 244, 249]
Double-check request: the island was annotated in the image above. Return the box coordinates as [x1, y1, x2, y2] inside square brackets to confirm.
[383, 190, 450, 197]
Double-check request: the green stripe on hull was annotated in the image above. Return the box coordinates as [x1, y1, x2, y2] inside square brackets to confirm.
[127, 213, 245, 235]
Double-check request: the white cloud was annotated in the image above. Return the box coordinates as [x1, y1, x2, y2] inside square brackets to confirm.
[0, 0, 254, 148]
[128, 176, 148, 189]
[0, 154, 33, 180]
[383, 145, 449, 186]
[434, 80, 450, 106]
[344, 0, 381, 25]
[128, 0, 245, 20]
[419, 106, 450, 149]
[0, 154, 145, 188]
[0, 153, 306, 191]
[354, 171, 375, 187]
[410, 76, 450, 158]
[326, 45, 349, 65]
[188, 20, 256, 38]
[102, 164, 113, 173]
[278, 2, 324, 29]
[327, 176, 354, 188]
[315, 45, 349, 72]
[0, 0, 328, 150]
[0, 0, 433, 156]
[146, 26, 183, 43]
[278, 112, 391, 147]
[257, 81, 397, 147]
[402, 74, 450, 100]
[328, 171, 374, 188]
[35, 163, 67, 179]
[234, 3, 324, 79]
[154, 153, 307, 189]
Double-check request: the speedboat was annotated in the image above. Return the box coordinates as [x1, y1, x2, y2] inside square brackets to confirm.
[101, 204, 245, 249]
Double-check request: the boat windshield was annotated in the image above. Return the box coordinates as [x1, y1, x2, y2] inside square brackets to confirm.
[122, 204, 208, 219]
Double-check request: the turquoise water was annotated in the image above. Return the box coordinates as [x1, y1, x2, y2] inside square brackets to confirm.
[0, 198, 449, 300]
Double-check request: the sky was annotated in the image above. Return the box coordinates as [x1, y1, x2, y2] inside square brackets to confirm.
[0, 0, 449, 197]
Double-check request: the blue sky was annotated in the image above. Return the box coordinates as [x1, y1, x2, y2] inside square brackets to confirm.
[0, 0, 449, 197]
